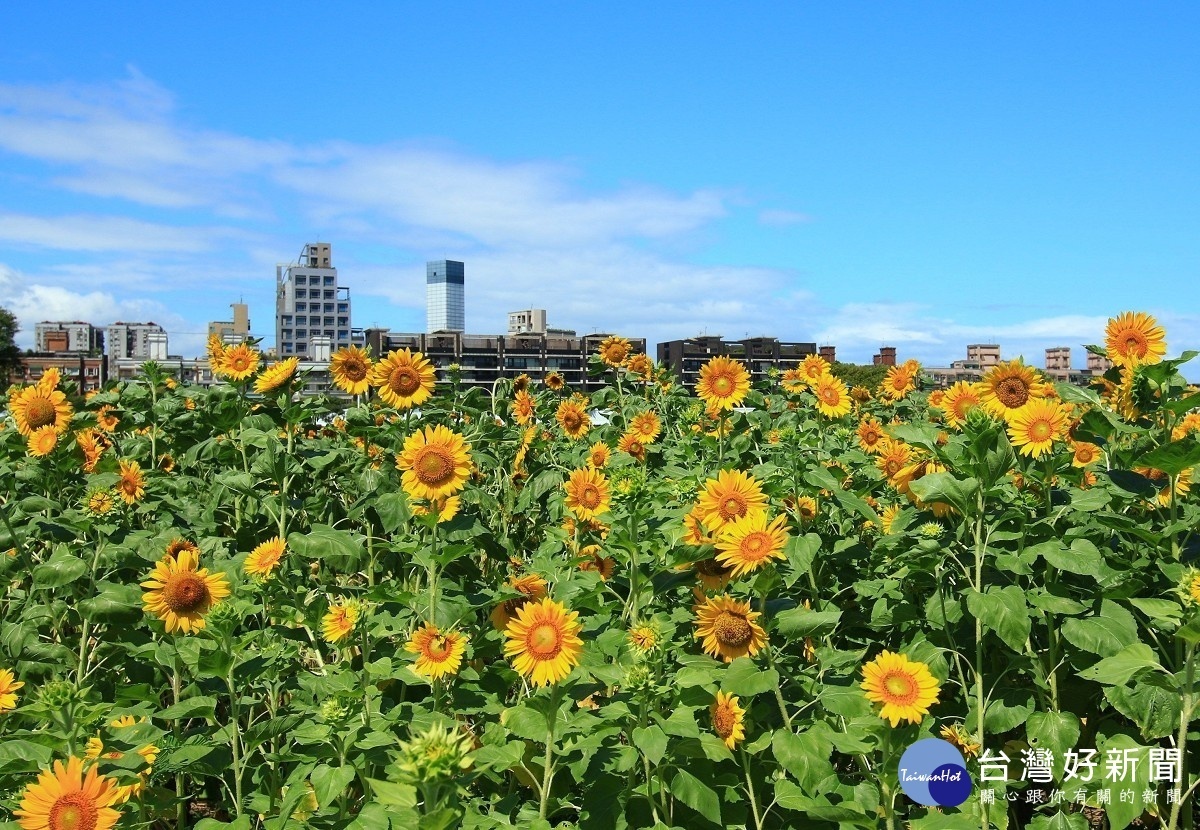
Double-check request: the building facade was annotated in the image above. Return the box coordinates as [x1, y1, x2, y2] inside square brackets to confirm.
[657, 336, 818, 390]
[34, 321, 104, 354]
[105, 322, 166, 375]
[17, 353, 107, 393]
[426, 260, 465, 333]
[209, 302, 251, 344]
[276, 243, 362, 358]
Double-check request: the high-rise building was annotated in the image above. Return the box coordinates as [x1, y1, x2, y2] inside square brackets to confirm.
[657, 336, 818, 390]
[105, 322, 166, 374]
[276, 243, 361, 357]
[35, 321, 103, 353]
[426, 260, 465, 333]
[209, 303, 251, 344]
[965, 344, 1001, 368]
[1045, 347, 1072, 372]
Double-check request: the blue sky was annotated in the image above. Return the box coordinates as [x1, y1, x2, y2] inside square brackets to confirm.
[1, 2, 1198, 369]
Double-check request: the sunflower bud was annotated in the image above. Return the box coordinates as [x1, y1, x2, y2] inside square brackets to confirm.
[394, 722, 474, 784]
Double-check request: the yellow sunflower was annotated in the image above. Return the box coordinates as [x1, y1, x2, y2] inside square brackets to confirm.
[244, 537, 286, 578]
[597, 335, 632, 367]
[625, 353, 654, 379]
[503, 597, 584, 687]
[586, 441, 611, 469]
[95, 405, 120, 433]
[880, 504, 903, 535]
[490, 574, 549, 630]
[14, 756, 122, 830]
[221, 343, 261, 382]
[979, 360, 1047, 419]
[683, 504, 715, 546]
[793, 495, 818, 522]
[861, 651, 941, 727]
[1070, 440, 1102, 468]
[513, 373, 532, 392]
[411, 495, 461, 523]
[696, 356, 751, 411]
[696, 469, 768, 531]
[577, 544, 616, 580]
[322, 601, 360, 643]
[1105, 311, 1167, 368]
[941, 381, 984, 429]
[693, 557, 735, 591]
[206, 334, 228, 376]
[1006, 398, 1070, 458]
[711, 691, 747, 749]
[799, 354, 830, 382]
[879, 364, 917, 402]
[617, 431, 647, 462]
[0, 668, 24, 712]
[544, 371, 566, 391]
[116, 460, 146, 505]
[694, 595, 767, 663]
[555, 398, 590, 440]
[628, 625, 659, 652]
[856, 417, 886, 453]
[84, 490, 116, 517]
[813, 373, 852, 418]
[164, 538, 199, 559]
[254, 357, 299, 395]
[563, 468, 611, 520]
[781, 367, 807, 393]
[940, 723, 982, 759]
[714, 513, 789, 578]
[405, 622, 467, 680]
[395, 425, 474, 501]
[141, 549, 231, 635]
[10, 383, 74, 436]
[1135, 466, 1192, 507]
[628, 411, 662, 444]
[329, 345, 374, 395]
[76, 429, 105, 473]
[371, 349, 436, 409]
[875, 439, 914, 485]
[27, 426, 59, 457]
[511, 390, 536, 425]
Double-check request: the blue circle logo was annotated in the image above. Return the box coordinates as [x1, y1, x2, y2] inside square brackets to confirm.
[897, 738, 972, 807]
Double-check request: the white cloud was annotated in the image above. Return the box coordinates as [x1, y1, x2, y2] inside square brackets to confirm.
[0, 212, 229, 253]
[758, 208, 811, 226]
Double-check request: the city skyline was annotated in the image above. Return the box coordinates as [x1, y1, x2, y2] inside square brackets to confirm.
[1, 5, 1198, 373]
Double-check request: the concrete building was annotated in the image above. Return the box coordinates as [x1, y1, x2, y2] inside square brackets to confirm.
[34, 321, 104, 354]
[873, 347, 897, 367]
[17, 353, 107, 393]
[1087, 352, 1114, 373]
[819, 345, 837, 363]
[966, 344, 1001, 368]
[1045, 347, 1072, 373]
[209, 302, 251, 344]
[657, 336, 818, 390]
[365, 328, 646, 393]
[509, 308, 547, 334]
[426, 260, 465, 333]
[105, 322, 167, 375]
[276, 243, 362, 358]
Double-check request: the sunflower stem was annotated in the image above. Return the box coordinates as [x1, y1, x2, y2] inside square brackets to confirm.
[225, 669, 244, 817]
[172, 650, 187, 830]
[740, 747, 765, 830]
[1167, 640, 1196, 830]
[972, 487, 988, 830]
[538, 683, 562, 820]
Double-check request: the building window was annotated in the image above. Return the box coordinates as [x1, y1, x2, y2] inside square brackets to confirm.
[296, 330, 307, 339]
[337, 303, 348, 313]
[296, 302, 306, 312]
[283, 343, 293, 353]
[337, 317, 348, 327]
[295, 289, 306, 298]
[295, 315, 306, 325]
[294, 276, 306, 285]
[324, 303, 334, 312]
[281, 315, 292, 325]
[324, 276, 335, 285]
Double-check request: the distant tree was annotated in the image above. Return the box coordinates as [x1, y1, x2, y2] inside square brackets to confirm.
[0, 306, 20, 388]
[829, 361, 889, 391]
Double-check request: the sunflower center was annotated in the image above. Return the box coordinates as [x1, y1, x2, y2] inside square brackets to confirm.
[1029, 420, 1052, 442]
[389, 366, 421, 395]
[995, 378, 1030, 409]
[527, 623, 562, 658]
[229, 354, 250, 372]
[712, 375, 733, 396]
[343, 358, 369, 381]
[579, 484, 601, 509]
[883, 672, 918, 704]
[427, 636, 449, 659]
[1124, 334, 1146, 356]
[713, 611, 753, 647]
[820, 388, 838, 404]
[162, 572, 211, 614]
[712, 706, 736, 738]
[954, 399, 976, 419]
[720, 495, 746, 521]
[119, 474, 141, 495]
[25, 396, 57, 429]
[696, 558, 731, 577]
[740, 532, 769, 561]
[415, 448, 454, 486]
[49, 793, 99, 830]
[562, 411, 582, 431]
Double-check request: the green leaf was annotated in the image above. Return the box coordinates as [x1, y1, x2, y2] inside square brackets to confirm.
[288, 526, 364, 571]
[1135, 436, 1200, 476]
[1105, 672, 1181, 740]
[77, 581, 142, 622]
[32, 549, 89, 588]
[632, 725, 668, 766]
[819, 680, 873, 718]
[783, 533, 820, 583]
[1027, 539, 1103, 577]
[1028, 814, 1088, 830]
[965, 586, 1030, 652]
[907, 816, 979, 830]
[365, 779, 417, 808]
[372, 491, 411, 533]
[669, 768, 721, 823]
[157, 696, 217, 721]
[310, 764, 358, 809]
[721, 657, 779, 697]
[773, 780, 871, 824]
[773, 606, 841, 639]
[1060, 600, 1139, 657]
[1025, 710, 1080, 778]
[1078, 643, 1163, 685]
[503, 706, 550, 743]
[907, 472, 980, 516]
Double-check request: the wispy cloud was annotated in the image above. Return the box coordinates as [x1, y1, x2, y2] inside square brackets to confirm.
[0, 212, 229, 253]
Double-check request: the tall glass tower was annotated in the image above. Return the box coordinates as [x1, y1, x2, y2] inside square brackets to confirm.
[426, 260, 465, 332]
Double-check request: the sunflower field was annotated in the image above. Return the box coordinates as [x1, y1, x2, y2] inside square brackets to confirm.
[1, 313, 1199, 830]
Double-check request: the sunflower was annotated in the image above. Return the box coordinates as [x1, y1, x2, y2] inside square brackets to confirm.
[799, 355, 830, 382]
[411, 495, 461, 523]
[1135, 466, 1192, 507]
[395, 425, 473, 501]
[617, 431, 647, 462]
[875, 439, 914, 485]
[940, 723, 982, 759]
[372, 349, 436, 409]
[597, 335, 632, 367]
[880, 504, 903, 535]
[490, 573, 549, 630]
[793, 495, 818, 522]
[9, 383, 74, 436]
[694, 595, 767, 663]
[254, 357, 299, 395]
[222, 343, 261, 382]
[244, 537, 286, 579]
[628, 625, 659, 652]
[544, 371, 566, 391]
[928, 389, 945, 409]
[879, 364, 917, 401]
[555, 398, 590, 440]
[813, 373, 852, 418]
[164, 538, 199, 560]
[206, 334, 228, 376]
[84, 490, 116, 517]
[941, 381, 984, 429]
[95, 406, 120, 433]
[563, 468, 611, 520]
[329, 345, 374, 395]
[577, 544, 615, 580]
[625, 353, 654, 379]
[511, 390, 536, 425]
[75, 429, 105, 472]
[27, 426, 59, 457]
[116, 460, 146, 505]
[141, 549, 231, 635]
[628, 411, 662, 444]
[1070, 441, 1102, 468]
[781, 367, 807, 393]
[586, 441, 610, 469]
[503, 597, 584, 687]
[856, 417, 886, 453]
[1105, 311, 1167, 368]
[1172, 412, 1200, 441]
[513, 373, 532, 393]
[405, 622, 467, 680]
[1006, 398, 1070, 458]
[979, 360, 1047, 418]
[322, 601, 360, 643]
[696, 356, 751, 411]
[714, 513, 789, 578]
[850, 385, 873, 404]
[14, 756, 122, 830]
[711, 691, 747, 749]
[0, 668, 24, 712]
[696, 469, 768, 531]
[861, 651, 941, 727]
